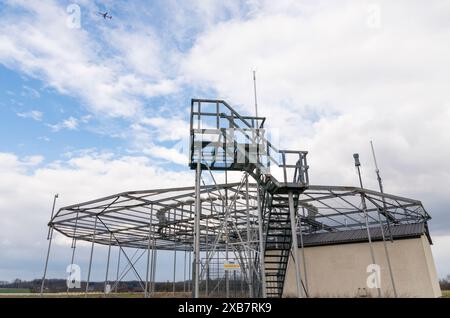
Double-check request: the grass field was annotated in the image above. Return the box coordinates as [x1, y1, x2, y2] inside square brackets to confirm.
[0, 291, 191, 298]
[0, 288, 31, 294]
[1, 290, 449, 298]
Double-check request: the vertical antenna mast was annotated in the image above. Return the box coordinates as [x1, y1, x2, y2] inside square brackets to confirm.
[253, 70, 258, 119]
[252, 70, 267, 297]
[370, 140, 383, 191]
[369, 140, 398, 297]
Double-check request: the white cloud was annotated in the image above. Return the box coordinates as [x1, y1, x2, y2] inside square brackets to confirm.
[21, 85, 41, 98]
[143, 143, 188, 166]
[0, 0, 176, 118]
[140, 116, 189, 142]
[16, 110, 43, 121]
[47, 116, 79, 132]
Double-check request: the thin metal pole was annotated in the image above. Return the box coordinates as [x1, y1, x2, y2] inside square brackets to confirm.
[184, 249, 187, 293]
[256, 180, 267, 297]
[145, 206, 153, 298]
[205, 216, 209, 297]
[288, 192, 303, 298]
[67, 210, 79, 295]
[40, 194, 58, 296]
[67, 239, 77, 295]
[85, 216, 98, 297]
[299, 207, 308, 296]
[370, 141, 394, 241]
[245, 174, 254, 297]
[40, 227, 53, 296]
[225, 170, 229, 298]
[188, 248, 192, 292]
[149, 243, 155, 295]
[252, 73, 267, 296]
[115, 247, 121, 293]
[226, 230, 230, 298]
[104, 232, 112, 297]
[46, 194, 59, 239]
[173, 243, 177, 295]
[194, 101, 202, 298]
[376, 211, 397, 297]
[194, 165, 201, 298]
[253, 70, 259, 118]
[354, 154, 381, 297]
[370, 141, 398, 298]
[152, 249, 158, 293]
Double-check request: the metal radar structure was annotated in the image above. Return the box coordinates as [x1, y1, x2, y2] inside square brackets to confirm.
[42, 99, 431, 298]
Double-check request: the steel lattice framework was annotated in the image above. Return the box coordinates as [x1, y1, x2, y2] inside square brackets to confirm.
[51, 183, 429, 250]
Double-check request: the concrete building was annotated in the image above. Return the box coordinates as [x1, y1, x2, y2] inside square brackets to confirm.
[282, 223, 442, 298]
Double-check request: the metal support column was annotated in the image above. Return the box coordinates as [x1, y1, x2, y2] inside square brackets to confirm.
[173, 243, 177, 295]
[115, 247, 121, 293]
[256, 179, 267, 298]
[188, 248, 192, 292]
[184, 249, 187, 293]
[370, 141, 398, 298]
[85, 216, 98, 297]
[299, 207, 308, 296]
[288, 191, 303, 298]
[104, 232, 112, 296]
[245, 174, 254, 297]
[40, 193, 58, 296]
[193, 101, 202, 298]
[194, 165, 201, 298]
[67, 238, 77, 295]
[354, 154, 381, 298]
[67, 210, 79, 295]
[145, 207, 153, 298]
[151, 249, 158, 293]
[40, 226, 54, 296]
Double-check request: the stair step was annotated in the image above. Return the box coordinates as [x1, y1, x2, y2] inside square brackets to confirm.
[264, 261, 288, 264]
[265, 248, 290, 251]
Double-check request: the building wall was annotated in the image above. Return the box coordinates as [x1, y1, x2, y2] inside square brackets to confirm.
[282, 235, 442, 298]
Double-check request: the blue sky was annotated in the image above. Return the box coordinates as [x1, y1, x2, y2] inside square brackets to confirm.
[0, 0, 450, 283]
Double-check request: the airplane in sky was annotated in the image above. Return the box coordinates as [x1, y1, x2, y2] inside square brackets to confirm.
[97, 11, 112, 20]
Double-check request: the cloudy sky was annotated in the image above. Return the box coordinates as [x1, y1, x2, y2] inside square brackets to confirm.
[0, 0, 449, 283]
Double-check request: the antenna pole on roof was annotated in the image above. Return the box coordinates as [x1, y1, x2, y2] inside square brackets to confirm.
[370, 140, 394, 241]
[253, 70, 258, 120]
[370, 140, 398, 298]
[370, 140, 383, 192]
[353, 153, 381, 298]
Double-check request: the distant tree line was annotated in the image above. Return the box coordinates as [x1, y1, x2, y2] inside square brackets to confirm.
[0, 278, 200, 293]
[0, 277, 247, 295]
[440, 275, 450, 291]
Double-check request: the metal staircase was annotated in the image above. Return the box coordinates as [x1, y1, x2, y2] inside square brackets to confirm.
[189, 99, 309, 298]
[263, 193, 293, 297]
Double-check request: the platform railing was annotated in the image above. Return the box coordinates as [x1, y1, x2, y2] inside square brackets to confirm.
[189, 99, 309, 187]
